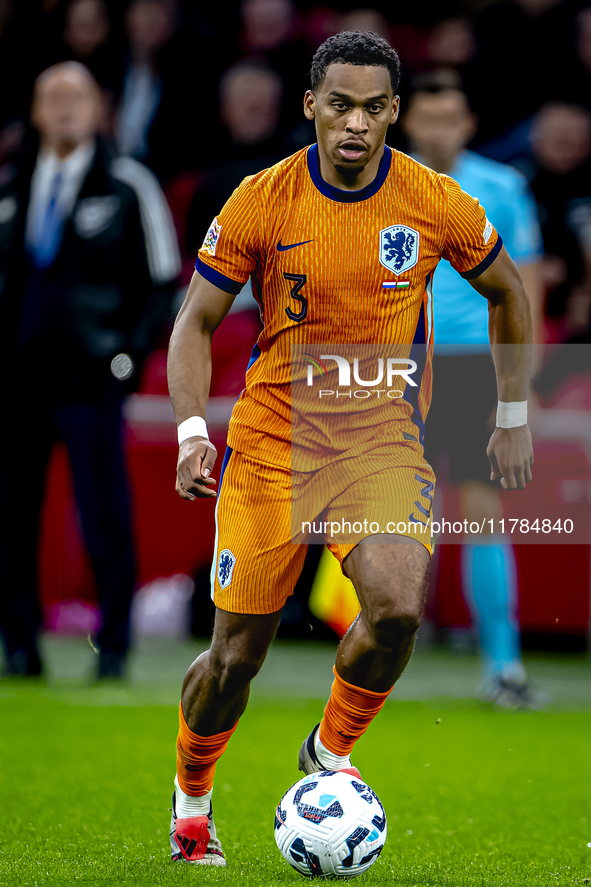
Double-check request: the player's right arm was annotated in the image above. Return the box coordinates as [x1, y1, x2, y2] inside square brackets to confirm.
[168, 270, 236, 500]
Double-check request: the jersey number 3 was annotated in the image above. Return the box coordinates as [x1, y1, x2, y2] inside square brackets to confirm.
[284, 272, 307, 323]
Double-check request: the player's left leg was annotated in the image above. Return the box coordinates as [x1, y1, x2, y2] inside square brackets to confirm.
[298, 450, 434, 774]
[338, 537, 429, 689]
[301, 536, 429, 773]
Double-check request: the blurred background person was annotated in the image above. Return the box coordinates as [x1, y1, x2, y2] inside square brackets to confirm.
[59, 0, 122, 93]
[115, 0, 197, 181]
[185, 60, 284, 255]
[551, 5, 591, 112]
[529, 102, 591, 340]
[240, 0, 297, 54]
[469, 0, 574, 148]
[339, 8, 390, 41]
[115, 0, 175, 165]
[45, 0, 126, 133]
[0, 0, 25, 141]
[183, 58, 283, 396]
[0, 61, 180, 678]
[238, 0, 309, 137]
[404, 71, 544, 707]
[186, 62, 271, 404]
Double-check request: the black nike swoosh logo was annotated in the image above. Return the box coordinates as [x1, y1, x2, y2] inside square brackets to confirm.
[277, 239, 314, 251]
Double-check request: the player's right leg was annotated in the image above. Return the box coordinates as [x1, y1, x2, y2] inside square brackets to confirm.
[170, 447, 307, 865]
[181, 609, 282, 735]
[172, 608, 281, 865]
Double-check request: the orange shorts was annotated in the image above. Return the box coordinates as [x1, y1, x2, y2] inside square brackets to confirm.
[210, 445, 435, 615]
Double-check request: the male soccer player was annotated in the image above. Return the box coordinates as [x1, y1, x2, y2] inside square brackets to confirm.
[167, 31, 533, 865]
[404, 72, 542, 707]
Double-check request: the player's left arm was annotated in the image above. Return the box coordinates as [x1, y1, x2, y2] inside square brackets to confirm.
[468, 245, 533, 490]
[517, 262, 543, 346]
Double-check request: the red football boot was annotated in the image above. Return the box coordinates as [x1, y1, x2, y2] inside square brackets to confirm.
[170, 792, 226, 866]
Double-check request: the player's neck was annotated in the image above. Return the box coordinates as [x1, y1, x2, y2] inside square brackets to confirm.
[317, 143, 385, 191]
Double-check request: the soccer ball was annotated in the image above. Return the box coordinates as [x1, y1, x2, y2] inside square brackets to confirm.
[274, 770, 387, 878]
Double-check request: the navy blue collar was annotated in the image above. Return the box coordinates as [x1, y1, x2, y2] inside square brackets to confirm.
[307, 143, 391, 203]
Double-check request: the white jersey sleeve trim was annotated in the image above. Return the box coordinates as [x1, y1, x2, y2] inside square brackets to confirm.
[111, 156, 181, 284]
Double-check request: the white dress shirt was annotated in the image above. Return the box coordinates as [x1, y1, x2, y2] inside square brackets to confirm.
[25, 142, 96, 253]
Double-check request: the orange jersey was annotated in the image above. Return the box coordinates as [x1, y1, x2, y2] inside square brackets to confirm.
[197, 144, 501, 465]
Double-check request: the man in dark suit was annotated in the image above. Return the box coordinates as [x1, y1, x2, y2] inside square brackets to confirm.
[0, 61, 181, 678]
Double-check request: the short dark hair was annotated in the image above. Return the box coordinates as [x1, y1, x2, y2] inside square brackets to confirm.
[310, 31, 401, 94]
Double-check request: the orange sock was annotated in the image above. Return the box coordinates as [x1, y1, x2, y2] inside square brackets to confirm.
[318, 667, 392, 757]
[176, 702, 238, 796]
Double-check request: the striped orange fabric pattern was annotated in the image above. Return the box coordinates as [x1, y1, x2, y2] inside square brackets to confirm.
[211, 446, 435, 614]
[319, 667, 392, 757]
[197, 145, 499, 466]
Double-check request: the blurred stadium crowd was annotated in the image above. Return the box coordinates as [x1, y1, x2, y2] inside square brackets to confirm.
[1, 0, 591, 339]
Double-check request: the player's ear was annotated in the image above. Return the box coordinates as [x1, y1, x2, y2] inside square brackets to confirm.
[390, 96, 400, 126]
[304, 90, 316, 120]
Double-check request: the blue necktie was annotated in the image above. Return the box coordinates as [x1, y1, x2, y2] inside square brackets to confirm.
[34, 170, 64, 268]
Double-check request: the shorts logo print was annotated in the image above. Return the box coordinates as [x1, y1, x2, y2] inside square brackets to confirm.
[379, 225, 419, 275]
[217, 549, 236, 589]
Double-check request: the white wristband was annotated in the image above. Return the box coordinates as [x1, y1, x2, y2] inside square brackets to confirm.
[177, 416, 208, 444]
[496, 401, 528, 429]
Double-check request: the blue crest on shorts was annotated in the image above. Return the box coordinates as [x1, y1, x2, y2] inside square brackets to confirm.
[217, 549, 236, 589]
[379, 225, 419, 275]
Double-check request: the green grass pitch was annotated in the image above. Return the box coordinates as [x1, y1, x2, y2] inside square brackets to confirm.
[0, 641, 590, 886]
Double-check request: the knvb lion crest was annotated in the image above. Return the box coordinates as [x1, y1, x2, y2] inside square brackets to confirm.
[379, 225, 419, 275]
[217, 548, 236, 589]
